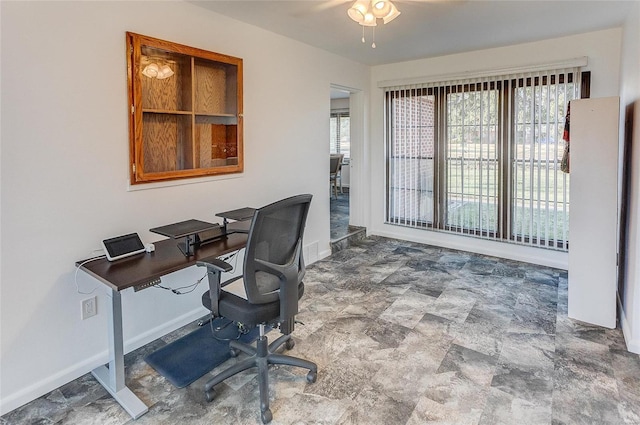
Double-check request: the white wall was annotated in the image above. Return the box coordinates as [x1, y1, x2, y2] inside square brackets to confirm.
[619, 2, 640, 353]
[330, 98, 350, 110]
[0, 1, 369, 413]
[366, 29, 623, 269]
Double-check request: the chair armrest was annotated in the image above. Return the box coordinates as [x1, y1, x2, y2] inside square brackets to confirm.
[196, 258, 232, 318]
[197, 258, 233, 273]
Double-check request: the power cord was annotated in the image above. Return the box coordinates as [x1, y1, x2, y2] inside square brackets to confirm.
[153, 250, 241, 295]
[74, 253, 106, 295]
[153, 272, 207, 295]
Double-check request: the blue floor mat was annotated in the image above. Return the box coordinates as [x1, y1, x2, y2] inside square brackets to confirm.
[144, 318, 261, 388]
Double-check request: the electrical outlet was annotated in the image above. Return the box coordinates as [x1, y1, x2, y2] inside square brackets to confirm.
[81, 296, 97, 320]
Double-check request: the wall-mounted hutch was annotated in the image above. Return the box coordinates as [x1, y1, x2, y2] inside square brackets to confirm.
[126, 32, 243, 184]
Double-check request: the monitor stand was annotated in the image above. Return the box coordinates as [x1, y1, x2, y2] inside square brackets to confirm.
[150, 219, 222, 256]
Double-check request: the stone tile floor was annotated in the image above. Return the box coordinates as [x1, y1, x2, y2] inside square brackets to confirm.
[3, 236, 640, 424]
[330, 190, 349, 241]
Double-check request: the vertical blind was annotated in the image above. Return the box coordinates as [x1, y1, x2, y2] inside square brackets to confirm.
[330, 111, 351, 160]
[384, 66, 580, 251]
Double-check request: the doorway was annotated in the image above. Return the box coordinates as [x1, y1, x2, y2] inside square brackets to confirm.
[330, 88, 351, 242]
[329, 85, 367, 252]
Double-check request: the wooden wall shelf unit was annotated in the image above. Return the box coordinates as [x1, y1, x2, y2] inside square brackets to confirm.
[127, 32, 243, 184]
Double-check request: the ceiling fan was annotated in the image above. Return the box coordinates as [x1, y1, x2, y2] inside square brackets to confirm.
[313, 0, 442, 48]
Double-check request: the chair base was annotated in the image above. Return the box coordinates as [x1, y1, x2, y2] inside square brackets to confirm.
[203, 326, 317, 424]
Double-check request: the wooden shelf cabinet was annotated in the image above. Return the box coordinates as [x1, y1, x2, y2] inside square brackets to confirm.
[127, 32, 243, 184]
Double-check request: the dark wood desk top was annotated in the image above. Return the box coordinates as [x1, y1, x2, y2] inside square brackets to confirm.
[78, 233, 247, 292]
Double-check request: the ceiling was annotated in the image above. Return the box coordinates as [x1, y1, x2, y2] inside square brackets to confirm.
[191, 0, 634, 66]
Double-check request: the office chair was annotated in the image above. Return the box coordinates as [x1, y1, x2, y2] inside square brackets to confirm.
[330, 154, 344, 198]
[197, 194, 317, 424]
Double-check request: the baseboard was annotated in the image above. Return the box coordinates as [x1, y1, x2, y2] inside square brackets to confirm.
[0, 348, 107, 416]
[303, 241, 320, 264]
[618, 294, 640, 354]
[317, 248, 332, 261]
[123, 307, 210, 353]
[371, 226, 568, 270]
[0, 307, 208, 416]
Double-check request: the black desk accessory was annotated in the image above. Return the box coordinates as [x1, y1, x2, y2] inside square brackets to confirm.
[150, 219, 221, 256]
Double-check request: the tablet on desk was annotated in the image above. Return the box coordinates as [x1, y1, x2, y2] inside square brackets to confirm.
[102, 233, 146, 261]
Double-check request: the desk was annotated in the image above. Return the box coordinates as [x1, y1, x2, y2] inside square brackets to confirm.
[78, 229, 248, 419]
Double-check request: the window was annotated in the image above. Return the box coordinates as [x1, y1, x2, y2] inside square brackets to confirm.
[385, 68, 586, 251]
[330, 111, 350, 160]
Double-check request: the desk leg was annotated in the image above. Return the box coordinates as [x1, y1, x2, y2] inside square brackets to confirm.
[91, 290, 148, 419]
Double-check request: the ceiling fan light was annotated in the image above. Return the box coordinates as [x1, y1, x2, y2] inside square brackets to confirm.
[348, 0, 369, 23]
[362, 11, 377, 26]
[347, 0, 399, 48]
[382, 3, 400, 24]
[372, 0, 392, 18]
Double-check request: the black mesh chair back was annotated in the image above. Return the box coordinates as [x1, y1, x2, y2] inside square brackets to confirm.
[242, 194, 310, 305]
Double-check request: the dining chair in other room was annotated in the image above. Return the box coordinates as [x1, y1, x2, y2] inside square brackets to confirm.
[329, 153, 344, 198]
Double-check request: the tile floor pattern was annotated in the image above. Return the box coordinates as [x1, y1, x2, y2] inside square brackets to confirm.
[3, 237, 640, 425]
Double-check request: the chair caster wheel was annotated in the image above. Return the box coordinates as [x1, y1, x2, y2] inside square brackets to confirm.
[230, 347, 240, 357]
[285, 338, 295, 350]
[261, 408, 272, 423]
[205, 388, 215, 402]
[306, 370, 317, 383]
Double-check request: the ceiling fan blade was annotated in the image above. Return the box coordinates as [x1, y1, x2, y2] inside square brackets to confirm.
[313, 0, 352, 12]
